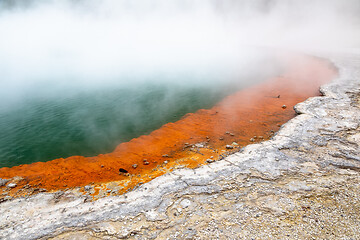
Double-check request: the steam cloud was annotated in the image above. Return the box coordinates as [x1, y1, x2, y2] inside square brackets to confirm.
[0, 0, 359, 108]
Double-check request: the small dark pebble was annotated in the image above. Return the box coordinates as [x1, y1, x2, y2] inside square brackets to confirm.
[83, 195, 91, 203]
[119, 168, 129, 174]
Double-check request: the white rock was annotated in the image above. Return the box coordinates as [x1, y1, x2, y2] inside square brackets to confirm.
[7, 183, 17, 188]
[180, 199, 192, 208]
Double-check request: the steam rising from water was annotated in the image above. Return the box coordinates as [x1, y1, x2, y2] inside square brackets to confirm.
[0, 0, 359, 166]
[0, 0, 359, 105]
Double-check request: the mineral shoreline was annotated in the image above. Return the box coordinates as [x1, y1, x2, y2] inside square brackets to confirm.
[1, 52, 359, 239]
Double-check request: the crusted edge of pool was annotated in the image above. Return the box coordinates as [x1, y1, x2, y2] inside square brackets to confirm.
[0, 52, 360, 240]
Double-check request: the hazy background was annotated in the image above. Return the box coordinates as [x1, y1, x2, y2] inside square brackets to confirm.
[0, 0, 359, 167]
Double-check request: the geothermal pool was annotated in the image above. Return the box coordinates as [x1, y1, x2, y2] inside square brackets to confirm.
[0, 0, 350, 199]
[0, 80, 246, 168]
[0, 54, 337, 199]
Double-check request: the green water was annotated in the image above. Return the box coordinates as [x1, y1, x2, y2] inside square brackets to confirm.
[0, 81, 242, 168]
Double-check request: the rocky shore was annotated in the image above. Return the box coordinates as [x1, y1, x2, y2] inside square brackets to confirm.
[0, 52, 359, 239]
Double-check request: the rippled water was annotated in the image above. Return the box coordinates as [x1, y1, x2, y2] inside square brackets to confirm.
[0, 81, 246, 168]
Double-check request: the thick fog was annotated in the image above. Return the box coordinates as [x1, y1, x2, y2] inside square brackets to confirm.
[0, 0, 359, 107]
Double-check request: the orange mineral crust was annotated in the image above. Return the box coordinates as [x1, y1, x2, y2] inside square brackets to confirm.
[0, 54, 337, 198]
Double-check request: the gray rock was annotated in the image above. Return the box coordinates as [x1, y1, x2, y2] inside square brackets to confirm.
[0, 178, 9, 187]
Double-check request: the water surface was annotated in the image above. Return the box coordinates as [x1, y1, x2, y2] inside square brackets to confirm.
[0, 79, 252, 168]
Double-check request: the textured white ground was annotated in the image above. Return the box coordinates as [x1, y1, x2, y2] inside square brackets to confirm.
[0, 51, 360, 240]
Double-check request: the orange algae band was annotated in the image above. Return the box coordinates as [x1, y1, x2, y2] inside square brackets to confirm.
[0, 54, 337, 195]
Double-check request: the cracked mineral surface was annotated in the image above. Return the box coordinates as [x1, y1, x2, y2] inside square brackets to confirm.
[0, 51, 360, 240]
